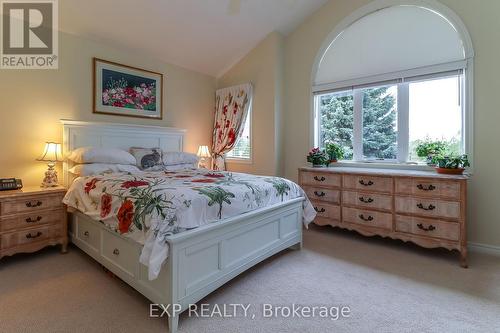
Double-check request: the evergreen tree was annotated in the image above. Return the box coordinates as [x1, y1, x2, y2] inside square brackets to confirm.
[320, 93, 354, 159]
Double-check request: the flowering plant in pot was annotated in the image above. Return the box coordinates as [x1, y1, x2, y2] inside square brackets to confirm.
[415, 140, 447, 165]
[325, 142, 344, 164]
[435, 154, 470, 175]
[307, 148, 329, 167]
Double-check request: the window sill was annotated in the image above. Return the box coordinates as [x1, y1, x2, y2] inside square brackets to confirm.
[225, 157, 253, 165]
[332, 160, 435, 171]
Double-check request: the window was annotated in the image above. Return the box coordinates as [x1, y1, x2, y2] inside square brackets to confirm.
[315, 72, 464, 163]
[226, 110, 251, 160]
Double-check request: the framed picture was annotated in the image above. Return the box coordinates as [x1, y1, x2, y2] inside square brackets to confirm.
[93, 58, 163, 119]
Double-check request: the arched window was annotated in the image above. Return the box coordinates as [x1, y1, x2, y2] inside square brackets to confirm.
[312, 2, 473, 165]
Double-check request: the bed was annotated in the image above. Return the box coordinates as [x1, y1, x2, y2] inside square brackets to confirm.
[61, 120, 314, 333]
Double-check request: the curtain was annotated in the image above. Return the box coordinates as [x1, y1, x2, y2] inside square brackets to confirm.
[211, 83, 253, 170]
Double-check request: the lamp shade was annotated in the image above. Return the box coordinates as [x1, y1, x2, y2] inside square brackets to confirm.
[37, 142, 63, 162]
[197, 145, 211, 158]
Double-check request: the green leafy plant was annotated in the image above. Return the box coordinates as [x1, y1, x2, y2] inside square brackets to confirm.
[435, 154, 470, 169]
[415, 140, 447, 165]
[307, 148, 329, 166]
[325, 142, 345, 162]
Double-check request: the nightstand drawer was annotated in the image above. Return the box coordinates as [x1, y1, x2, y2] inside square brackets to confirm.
[0, 209, 64, 232]
[0, 225, 62, 250]
[0, 194, 64, 215]
[102, 230, 138, 278]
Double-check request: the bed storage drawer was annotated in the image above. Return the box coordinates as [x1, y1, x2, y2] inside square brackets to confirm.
[101, 230, 139, 278]
[75, 216, 101, 254]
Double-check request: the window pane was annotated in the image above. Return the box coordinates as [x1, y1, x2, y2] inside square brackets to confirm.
[318, 91, 354, 159]
[227, 113, 251, 159]
[408, 76, 462, 162]
[362, 86, 398, 160]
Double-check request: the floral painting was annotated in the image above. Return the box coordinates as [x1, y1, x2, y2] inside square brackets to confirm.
[94, 58, 163, 119]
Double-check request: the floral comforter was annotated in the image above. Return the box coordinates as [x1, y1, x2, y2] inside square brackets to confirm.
[63, 168, 316, 280]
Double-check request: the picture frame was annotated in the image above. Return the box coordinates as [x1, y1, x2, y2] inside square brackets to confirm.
[93, 58, 163, 119]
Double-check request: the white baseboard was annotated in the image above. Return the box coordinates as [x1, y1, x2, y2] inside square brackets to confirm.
[468, 242, 500, 256]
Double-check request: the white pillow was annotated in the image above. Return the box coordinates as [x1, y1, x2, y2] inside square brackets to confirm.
[67, 147, 136, 165]
[162, 163, 198, 171]
[162, 151, 199, 166]
[69, 164, 141, 176]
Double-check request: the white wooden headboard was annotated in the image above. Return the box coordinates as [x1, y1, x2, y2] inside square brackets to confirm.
[61, 120, 186, 187]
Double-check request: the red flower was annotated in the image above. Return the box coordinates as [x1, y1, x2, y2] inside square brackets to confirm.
[205, 173, 224, 178]
[100, 194, 112, 218]
[225, 120, 230, 128]
[117, 199, 134, 234]
[121, 180, 149, 189]
[84, 178, 100, 194]
[113, 101, 124, 107]
[228, 128, 236, 145]
[191, 178, 216, 183]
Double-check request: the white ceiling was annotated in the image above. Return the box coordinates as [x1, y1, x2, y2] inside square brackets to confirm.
[59, 0, 327, 77]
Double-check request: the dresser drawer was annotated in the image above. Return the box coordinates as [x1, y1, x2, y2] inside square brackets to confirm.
[102, 230, 138, 278]
[342, 191, 392, 211]
[0, 209, 64, 232]
[395, 178, 461, 200]
[0, 194, 64, 215]
[395, 197, 460, 219]
[300, 171, 341, 188]
[75, 216, 101, 254]
[310, 201, 340, 220]
[304, 187, 340, 204]
[342, 207, 392, 230]
[395, 215, 460, 241]
[343, 174, 393, 193]
[1, 224, 62, 250]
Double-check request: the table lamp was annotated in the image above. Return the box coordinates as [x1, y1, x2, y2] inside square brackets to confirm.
[37, 142, 63, 187]
[197, 145, 211, 169]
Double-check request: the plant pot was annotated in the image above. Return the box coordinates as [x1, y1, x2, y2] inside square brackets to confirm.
[435, 167, 465, 175]
[329, 159, 338, 164]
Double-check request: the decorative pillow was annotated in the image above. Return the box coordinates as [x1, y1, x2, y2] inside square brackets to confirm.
[69, 164, 141, 176]
[67, 147, 136, 165]
[130, 147, 163, 170]
[162, 151, 199, 166]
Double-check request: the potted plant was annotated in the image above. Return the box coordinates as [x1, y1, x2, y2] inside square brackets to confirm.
[307, 148, 329, 167]
[435, 154, 470, 175]
[325, 142, 345, 164]
[416, 140, 447, 165]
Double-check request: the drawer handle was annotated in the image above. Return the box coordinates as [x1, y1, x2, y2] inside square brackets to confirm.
[417, 223, 436, 232]
[417, 184, 436, 191]
[417, 203, 436, 211]
[113, 248, 120, 255]
[359, 180, 374, 186]
[314, 191, 326, 197]
[359, 197, 374, 203]
[26, 216, 42, 223]
[83, 231, 90, 237]
[314, 207, 326, 213]
[358, 214, 374, 222]
[25, 200, 42, 208]
[313, 176, 326, 182]
[26, 231, 42, 239]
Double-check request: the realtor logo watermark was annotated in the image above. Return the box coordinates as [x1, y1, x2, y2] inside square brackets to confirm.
[1, 0, 58, 69]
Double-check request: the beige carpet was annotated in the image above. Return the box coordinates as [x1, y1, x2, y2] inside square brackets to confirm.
[1, 225, 499, 333]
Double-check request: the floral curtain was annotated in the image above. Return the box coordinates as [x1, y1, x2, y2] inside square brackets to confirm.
[211, 83, 253, 170]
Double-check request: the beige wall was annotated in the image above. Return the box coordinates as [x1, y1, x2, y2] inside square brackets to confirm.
[217, 32, 284, 176]
[283, 0, 500, 247]
[0, 32, 215, 186]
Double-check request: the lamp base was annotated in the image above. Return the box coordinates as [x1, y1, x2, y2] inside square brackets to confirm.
[41, 164, 59, 188]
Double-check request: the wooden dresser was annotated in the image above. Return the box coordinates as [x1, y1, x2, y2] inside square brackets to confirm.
[299, 167, 468, 267]
[0, 186, 68, 259]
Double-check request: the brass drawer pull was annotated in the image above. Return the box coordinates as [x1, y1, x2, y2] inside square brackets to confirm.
[26, 216, 42, 223]
[83, 231, 90, 237]
[314, 207, 326, 213]
[26, 231, 42, 239]
[113, 248, 120, 255]
[359, 180, 374, 186]
[417, 184, 436, 191]
[313, 176, 326, 182]
[314, 191, 326, 197]
[417, 203, 436, 211]
[417, 223, 436, 231]
[359, 197, 374, 203]
[25, 200, 42, 208]
[358, 214, 374, 222]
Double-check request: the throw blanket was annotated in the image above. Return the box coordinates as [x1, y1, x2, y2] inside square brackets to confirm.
[63, 169, 316, 279]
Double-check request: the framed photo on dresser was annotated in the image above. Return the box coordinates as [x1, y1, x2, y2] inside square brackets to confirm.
[93, 58, 163, 119]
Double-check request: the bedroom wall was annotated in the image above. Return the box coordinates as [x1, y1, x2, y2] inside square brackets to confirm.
[0, 32, 215, 186]
[216, 32, 285, 177]
[282, 0, 500, 249]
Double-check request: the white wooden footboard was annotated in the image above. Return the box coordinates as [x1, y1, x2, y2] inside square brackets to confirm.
[69, 198, 304, 333]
